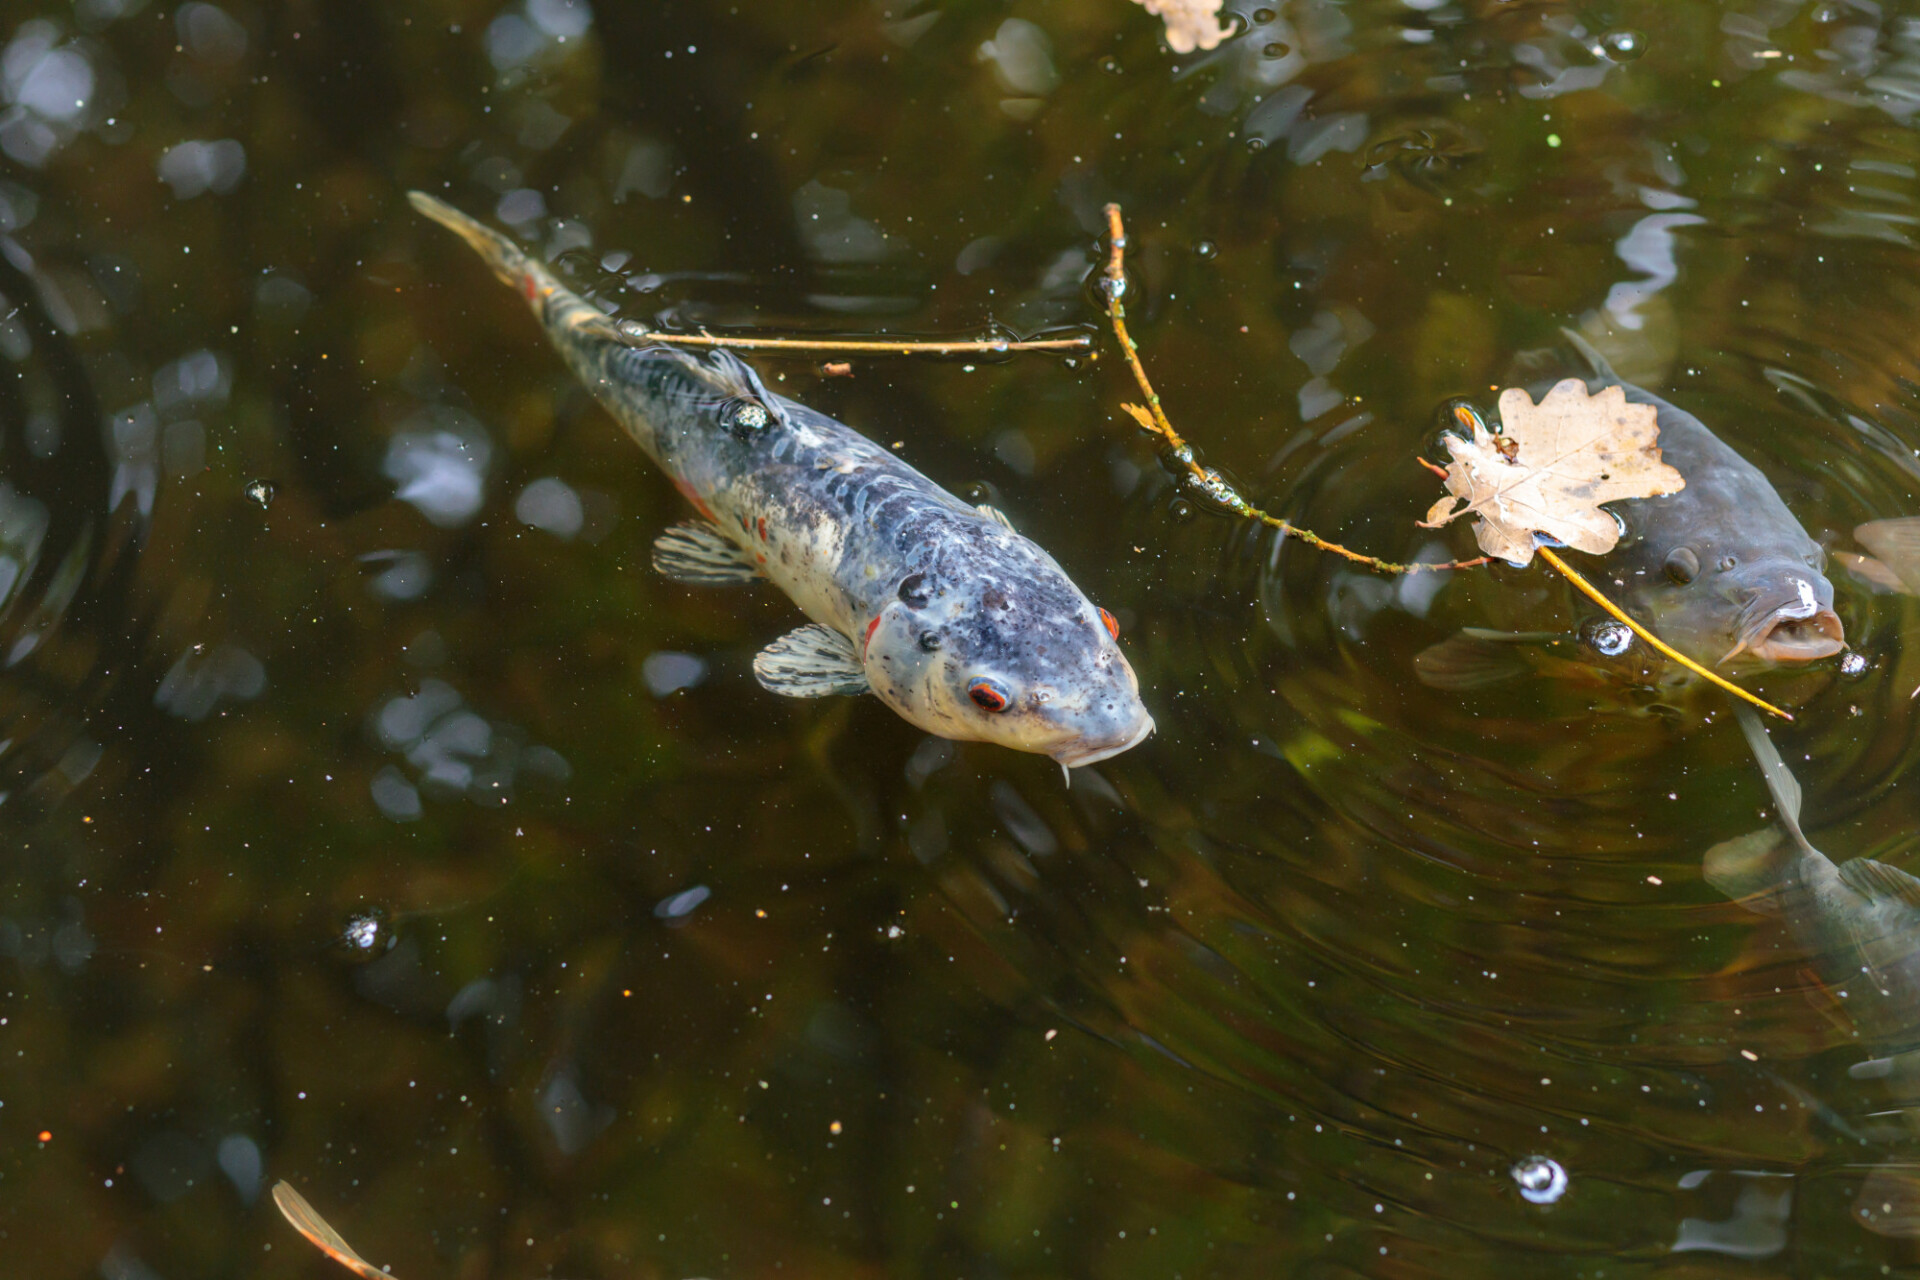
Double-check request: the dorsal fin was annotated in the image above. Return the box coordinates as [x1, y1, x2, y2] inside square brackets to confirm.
[1732, 703, 1814, 854]
[1856, 517, 1920, 595]
[704, 349, 790, 429]
[976, 503, 1015, 531]
[1559, 326, 1624, 385]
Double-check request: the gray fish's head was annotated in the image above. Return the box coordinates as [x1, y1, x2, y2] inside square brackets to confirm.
[861, 550, 1153, 767]
[1631, 542, 1844, 668]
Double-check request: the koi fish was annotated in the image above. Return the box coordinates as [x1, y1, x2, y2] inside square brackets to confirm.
[407, 193, 1153, 768]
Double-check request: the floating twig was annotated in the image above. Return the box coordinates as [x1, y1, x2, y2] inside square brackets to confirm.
[1099, 204, 1489, 576]
[615, 320, 1089, 356]
[1537, 546, 1791, 720]
[272, 1181, 394, 1280]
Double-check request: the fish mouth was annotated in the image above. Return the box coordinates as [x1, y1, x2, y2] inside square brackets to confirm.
[1721, 608, 1846, 665]
[1052, 715, 1156, 769]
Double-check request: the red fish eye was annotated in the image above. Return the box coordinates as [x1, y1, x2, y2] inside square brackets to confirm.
[1098, 607, 1119, 639]
[967, 677, 1010, 713]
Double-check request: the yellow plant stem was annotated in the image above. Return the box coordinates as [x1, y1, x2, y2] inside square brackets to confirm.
[1536, 546, 1792, 721]
[617, 324, 1089, 355]
[1101, 205, 1488, 576]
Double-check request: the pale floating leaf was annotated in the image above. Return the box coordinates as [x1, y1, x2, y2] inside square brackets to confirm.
[1128, 0, 1236, 53]
[1419, 379, 1686, 567]
[272, 1181, 393, 1280]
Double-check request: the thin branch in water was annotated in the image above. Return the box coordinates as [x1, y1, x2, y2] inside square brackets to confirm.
[616, 320, 1090, 356]
[1537, 546, 1792, 720]
[1101, 204, 1489, 576]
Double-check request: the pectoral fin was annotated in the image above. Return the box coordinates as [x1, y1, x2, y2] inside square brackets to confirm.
[1855, 517, 1920, 595]
[1412, 628, 1566, 691]
[1836, 857, 1920, 911]
[1834, 550, 1910, 596]
[1702, 827, 1792, 915]
[753, 624, 870, 698]
[652, 521, 760, 585]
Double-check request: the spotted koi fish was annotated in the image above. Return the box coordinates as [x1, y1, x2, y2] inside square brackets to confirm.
[409, 192, 1153, 768]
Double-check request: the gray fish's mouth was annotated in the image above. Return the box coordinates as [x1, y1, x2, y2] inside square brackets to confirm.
[1053, 715, 1156, 769]
[1721, 608, 1846, 666]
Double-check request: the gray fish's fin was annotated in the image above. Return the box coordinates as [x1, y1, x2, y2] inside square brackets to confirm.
[1702, 827, 1793, 914]
[1558, 326, 1624, 385]
[976, 503, 1016, 531]
[1732, 703, 1814, 854]
[1853, 1163, 1920, 1239]
[753, 624, 870, 698]
[1412, 629, 1565, 691]
[1835, 858, 1920, 912]
[1834, 550, 1912, 596]
[1856, 517, 1920, 595]
[651, 521, 760, 585]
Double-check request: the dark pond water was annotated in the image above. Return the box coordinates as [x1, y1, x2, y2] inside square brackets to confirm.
[6, 0, 1920, 1275]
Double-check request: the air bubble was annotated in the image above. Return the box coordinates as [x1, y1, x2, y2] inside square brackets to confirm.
[1840, 651, 1869, 679]
[1252, 8, 1277, 22]
[337, 908, 393, 960]
[243, 479, 276, 509]
[1168, 497, 1195, 523]
[1512, 1155, 1567, 1204]
[1584, 619, 1634, 657]
[1246, 137, 1267, 152]
[1263, 42, 1291, 58]
[1599, 29, 1645, 61]
[1193, 240, 1218, 260]
[1099, 55, 1123, 74]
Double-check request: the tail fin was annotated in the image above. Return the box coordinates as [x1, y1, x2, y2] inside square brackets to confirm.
[408, 191, 530, 290]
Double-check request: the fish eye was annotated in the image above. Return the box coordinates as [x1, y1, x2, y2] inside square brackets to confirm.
[723, 399, 771, 435]
[967, 676, 1011, 712]
[1098, 607, 1120, 639]
[898, 573, 930, 607]
[1663, 547, 1698, 585]
[1718, 555, 1738, 572]
[918, 631, 941, 652]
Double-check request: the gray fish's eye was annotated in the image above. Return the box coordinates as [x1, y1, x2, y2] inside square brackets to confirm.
[898, 573, 930, 608]
[723, 399, 771, 435]
[1663, 546, 1698, 584]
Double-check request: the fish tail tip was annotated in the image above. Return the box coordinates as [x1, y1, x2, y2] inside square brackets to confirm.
[406, 190, 528, 286]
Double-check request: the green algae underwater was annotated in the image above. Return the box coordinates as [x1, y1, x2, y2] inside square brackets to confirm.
[6, 0, 1920, 1276]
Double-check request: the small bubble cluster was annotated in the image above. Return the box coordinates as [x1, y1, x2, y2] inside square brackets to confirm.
[243, 478, 275, 509]
[1512, 1155, 1568, 1204]
[1585, 620, 1634, 657]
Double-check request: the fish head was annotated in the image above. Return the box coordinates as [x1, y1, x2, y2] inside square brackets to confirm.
[862, 554, 1154, 767]
[1631, 540, 1844, 667]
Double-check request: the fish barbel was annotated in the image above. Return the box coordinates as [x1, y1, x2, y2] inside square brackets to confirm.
[408, 192, 1153, 767]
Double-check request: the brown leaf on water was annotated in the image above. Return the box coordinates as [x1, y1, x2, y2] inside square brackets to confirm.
[1419, 379, 1686, 567]
[272, 1181, 393, 1280]
[1128, 0, 1236, 53]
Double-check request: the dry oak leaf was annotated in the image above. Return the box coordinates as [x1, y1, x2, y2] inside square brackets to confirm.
[1420, 378, 1686, 567]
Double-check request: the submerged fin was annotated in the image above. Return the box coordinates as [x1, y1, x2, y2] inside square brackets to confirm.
[976, 504, 1016, 531]
[652, 521, 760, 585]
[1854, 1164, 1920, 1239]
[1834, 550, 1911, 596]
[753, 624, 870, 698]
[1732, 703, 1813, 853]
[1702, 827, 1792, 914]
[1412, 629, 1563, 691]
[1856, 517, 1920, 595]
[1836, 858, 1920, 911]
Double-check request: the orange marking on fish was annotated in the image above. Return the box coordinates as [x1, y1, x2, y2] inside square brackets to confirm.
[522, 273, 537, 301]
[862, 615, 881, 656]
[671, 477, 714, 521]
[757, 516, 768, 541]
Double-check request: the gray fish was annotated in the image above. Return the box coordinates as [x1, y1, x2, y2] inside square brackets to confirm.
[1704, 705, 1920, 1234]
[1563, 331, 1844, 668]
[408, 193, 1153, 767]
